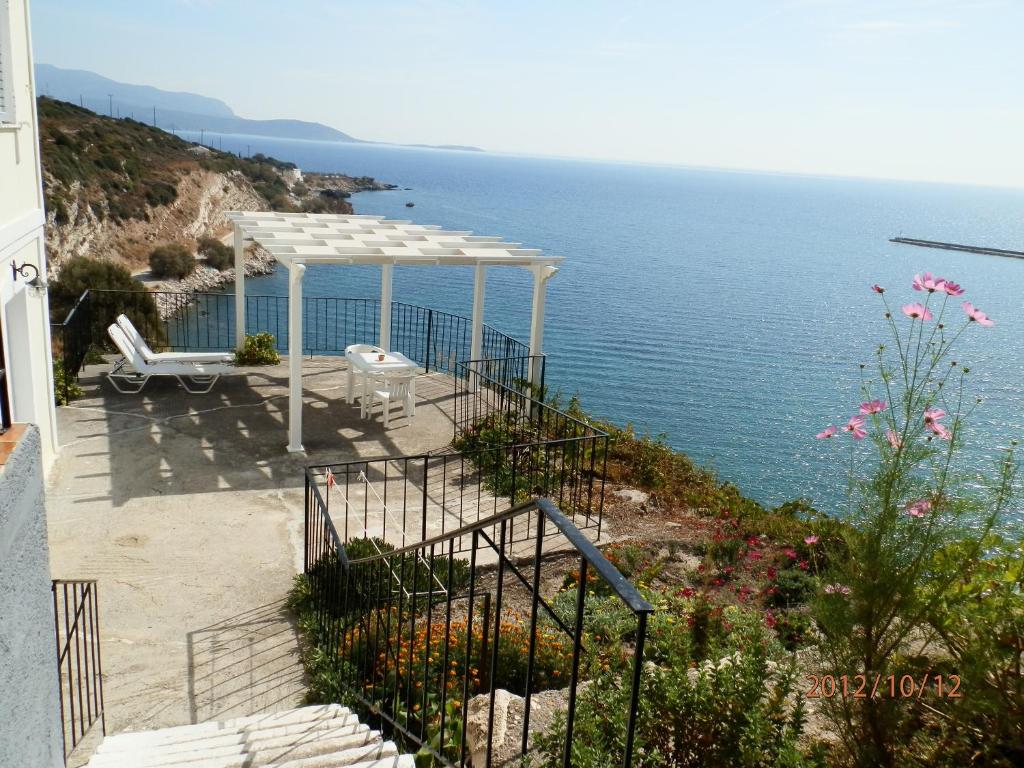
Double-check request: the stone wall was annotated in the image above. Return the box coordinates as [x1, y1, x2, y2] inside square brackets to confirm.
[0, 426, 64, 768]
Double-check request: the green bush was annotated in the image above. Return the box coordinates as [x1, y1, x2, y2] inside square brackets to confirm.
[920, 536, 1024, 766]
[536, 612, 824, 768]
[52, 359, 83, 406]
[48, 257, 165, 351]
[196, 236, 233, 270]
[234, 332, 280, 366]
[144, 180, 178, 207]
[767, 568, 817, 609]
[148, 244, 195, 280]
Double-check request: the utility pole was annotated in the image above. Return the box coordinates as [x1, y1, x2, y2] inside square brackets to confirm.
[200, 128, 205, 146]
[79, 95, 83, 107]
[108, 94, 113, 116]
[153, 106, 157, 126]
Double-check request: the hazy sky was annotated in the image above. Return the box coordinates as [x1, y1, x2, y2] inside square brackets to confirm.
[29, 0, 1024, 187]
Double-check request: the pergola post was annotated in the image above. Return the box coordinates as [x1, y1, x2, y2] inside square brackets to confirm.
[233, 222, 245, 350]
[379, 264, 393, 349]
[528, 265, 557, 387]
[469, 263, 487, 390]
[287, 263, 306, 453]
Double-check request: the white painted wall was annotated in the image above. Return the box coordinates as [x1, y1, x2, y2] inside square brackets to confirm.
[0, 0, 58, 469]
[0, 426, 64, 768]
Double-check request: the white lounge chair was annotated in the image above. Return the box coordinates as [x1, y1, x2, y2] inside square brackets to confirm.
[366, 374, 416, 428]
[106, 324, 234, 394]
[116, 314, 235, 364]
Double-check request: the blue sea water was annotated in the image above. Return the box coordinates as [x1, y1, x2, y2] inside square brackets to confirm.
[183, 131, 1024, 519]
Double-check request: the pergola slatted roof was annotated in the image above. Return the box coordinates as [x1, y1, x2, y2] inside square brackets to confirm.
[226, 211, 561, 267]
[226, 211, 560, 453]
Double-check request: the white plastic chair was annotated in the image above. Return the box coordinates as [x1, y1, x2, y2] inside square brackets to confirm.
[106, 324, 234, 394]
[116, 314, 235, 364]
[367, 375, 415, 428]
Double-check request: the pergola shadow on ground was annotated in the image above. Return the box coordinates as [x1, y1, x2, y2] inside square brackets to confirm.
[53, 357, 458, 508]
[46, 356, 461, 735]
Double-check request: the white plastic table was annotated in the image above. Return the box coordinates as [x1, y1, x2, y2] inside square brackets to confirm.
[344, 348, 419, 414]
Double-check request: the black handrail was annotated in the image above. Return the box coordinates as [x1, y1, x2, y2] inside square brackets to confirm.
[302, 468, 652, 768]
[52, 579, 106, 761]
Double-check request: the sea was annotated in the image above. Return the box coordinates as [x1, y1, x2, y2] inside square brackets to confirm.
[180, 131, 1024, 522]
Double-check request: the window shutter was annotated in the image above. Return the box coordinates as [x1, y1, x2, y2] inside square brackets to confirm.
[0, 0, 14, 124]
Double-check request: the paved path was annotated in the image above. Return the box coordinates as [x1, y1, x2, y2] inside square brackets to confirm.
[47, 359, 455, 739]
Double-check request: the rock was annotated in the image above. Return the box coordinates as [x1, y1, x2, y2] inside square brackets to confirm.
[613, 488, 649, 506]
[465, 684, 590, 767]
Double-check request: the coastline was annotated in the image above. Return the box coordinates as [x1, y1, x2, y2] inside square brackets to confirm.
[135, 169, 396, 319]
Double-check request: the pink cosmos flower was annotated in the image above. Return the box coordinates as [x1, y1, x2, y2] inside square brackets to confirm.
[859, 399, 887, 415]
[783, 548, 797, 560]
[885, 429, 902, 449]
[930, 421, 952, 440]
[842, 415, 867, 439]
[902, 303, 933, 321]
[906, 499, 932, 518]
[804, 535, 819, 545]
[816, 426, 837, 439]
[924, 408, 946, 425]
[943, 281, 964, 296]
[912, 272, 945, 293]
[871, 284, 885, 294]
[962, 301, 994, 327]
[824, 584, 835, 594]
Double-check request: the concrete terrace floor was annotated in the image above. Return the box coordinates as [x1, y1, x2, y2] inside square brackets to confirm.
[46, 356, 458, 744]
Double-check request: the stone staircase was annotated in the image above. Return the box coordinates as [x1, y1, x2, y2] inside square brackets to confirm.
[83, 704, 415, 768]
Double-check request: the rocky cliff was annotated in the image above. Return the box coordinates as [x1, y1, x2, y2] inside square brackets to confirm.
[37, 98, 394, 285]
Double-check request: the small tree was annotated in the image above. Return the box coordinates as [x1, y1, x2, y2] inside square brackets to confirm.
[49, 256, 166, 350]
[149, 243, 195, 279]
[196, 236, 233, 270]
[811, 273, 1015, 767]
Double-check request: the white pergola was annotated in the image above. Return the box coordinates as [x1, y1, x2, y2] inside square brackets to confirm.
[226, 211, 562, 453]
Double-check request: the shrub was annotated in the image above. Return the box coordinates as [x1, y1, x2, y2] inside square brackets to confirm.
[196, 236, 233, 270]
[52, 359, 83, 406]
[536, 611, 824, 768]
[921, 536, 1024, 766]
[48, 257, 165, 351]
[766, 568, 817, 609]
[144, 180, 178, 207]
[148, 244, 195, 279]
[234, 332, 280, 366]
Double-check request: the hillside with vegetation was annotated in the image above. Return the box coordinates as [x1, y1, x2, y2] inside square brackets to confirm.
[37, 97, 393, 275]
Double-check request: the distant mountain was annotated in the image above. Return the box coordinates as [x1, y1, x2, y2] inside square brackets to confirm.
[35, 64, 483, 151]
[35, 63, 361, 143]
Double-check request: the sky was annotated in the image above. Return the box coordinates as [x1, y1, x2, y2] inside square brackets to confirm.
[28, 0, 1024, 188]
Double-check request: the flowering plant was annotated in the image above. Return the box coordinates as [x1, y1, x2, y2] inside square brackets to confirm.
[812, 273, 1016, 767]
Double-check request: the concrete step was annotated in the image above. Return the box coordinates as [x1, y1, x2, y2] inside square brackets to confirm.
[262, 742, 402, 768]
[85, 707, 415, 768]
[96, 705, 349, 752]
[93, 714, 362, 758]
[86, 723, 373, 767]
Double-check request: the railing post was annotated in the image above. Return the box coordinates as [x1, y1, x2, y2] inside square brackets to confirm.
[304, 473, 310, 574]
[424, 309, 433, 373]
[623, 610, 649, 768]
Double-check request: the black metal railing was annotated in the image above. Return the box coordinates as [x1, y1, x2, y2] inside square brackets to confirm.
[52, 289, 532, 394]
[302, 475, 653, 768]
[50, 290, 92, 404]
[52, 580, 105, 760]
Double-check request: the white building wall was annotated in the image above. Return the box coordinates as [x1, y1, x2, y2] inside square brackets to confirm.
[0, 426, 64, 768]
[0, 0, 58, 468]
